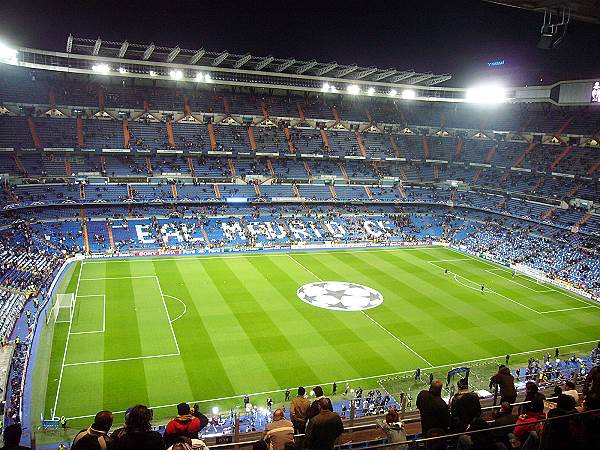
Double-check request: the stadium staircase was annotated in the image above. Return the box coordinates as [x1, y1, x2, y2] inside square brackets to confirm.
[355, 132, 368, 158]
[222, 96, 230, 115]
[254, 183, 261, 197]
[261, 101, 269, 119]
[472, 169, 482, 184]
[166, 118, 176, 148]
[122, 119, 130, 148]
[107, 222, 115, 250]
[398, 185, 407, 198]
[283, 126, 296, 154]
[541, 207, 557, 221]
[12, 155, 27, 177]
[587, 157, 600, 175]
[79, 184, 85, 200]
[364, 186, 373, 199]
[213, 183, 221, 199]
[296, 102, 306, 122]
[320, 129, 332, 153]
[422, 136, 430, 159]
[207, 123, 217, 150]
[567, 182, 582, 198]
[485, 143, 498, 163]
[399, 167, 408, 182]
[76, 116, 84, 147]
[228, 159, 237, 177]
[329, 184, 337, 199]
[248, 126, 257, 151]
[303, 161, 312, 177]
[64, 158, 72, 177]
[455, 136, 464, 160]
[200, 224, 211, 247]
[146, 157, 153, 175]
[171, 184, 178, 199]
[339, 162, 349, 180]
[578, 212, 593, 227]
[390, 135, 401, 158]
[512, 142, 537, 168]
[187, 157, 195, 176]
[266, 160, 275, 177]
[331, 106, 341, 123]
[292, 184, 300, 197]
[549, 145, 573, 171]
[81, 208, 90, 255]
[26, 116, 41, 148]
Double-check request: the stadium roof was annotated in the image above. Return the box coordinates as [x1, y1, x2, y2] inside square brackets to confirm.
[485, 0, 600, 24]
[66, 35, 452, 87]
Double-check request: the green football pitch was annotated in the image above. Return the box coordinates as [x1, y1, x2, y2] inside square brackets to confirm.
[36, 246, 600, 427]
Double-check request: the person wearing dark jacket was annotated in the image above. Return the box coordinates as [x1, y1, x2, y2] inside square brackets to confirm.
[112, 405, 164, 450]
[489, 365, 517, 405]
[305, 398, 343, 450]
[449, 378, 481, 433]
[307, 386, 333, 421]
[0, 424, 31, 450]
[492, 402, 517, 449]
[164, 403, 208, 448]
[416, 380, 450, 435]
[72, 411, 113, 450]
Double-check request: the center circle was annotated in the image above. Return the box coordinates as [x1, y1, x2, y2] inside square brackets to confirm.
[297, 281, 384, 311]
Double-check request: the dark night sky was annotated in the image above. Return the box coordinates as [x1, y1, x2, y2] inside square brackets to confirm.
[0, 0, 599, 87]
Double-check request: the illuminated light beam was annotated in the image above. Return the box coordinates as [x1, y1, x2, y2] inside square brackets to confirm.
[234, 53, 252, 68]
[189, 49, 205, 64]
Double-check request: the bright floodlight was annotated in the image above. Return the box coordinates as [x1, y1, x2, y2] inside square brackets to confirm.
[347, 84, 360, 95]
[149, 70, 157, 77]
[466, 85, 506, 103]
[402, 89, 416, 99]
[322, 82, 330, 91]
[212, 406, 219, 415]
[389, 89, 398, 97]
[196, 72, 205, 82]
[92, 63, 110, 74]
[367, 87, 375, 95]
[170, 69, 183, 80]
[204, 73, 212, 82]
[330, 85, 337, 92]
[118, 67, 127, 74]
[0, 43, 18, 65]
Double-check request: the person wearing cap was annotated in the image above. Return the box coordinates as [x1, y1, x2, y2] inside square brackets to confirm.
[449, 378, 481, 433]
[261, 408, 294, 450]
[71, 410, 113, 450]
[164, 403, 208, 448]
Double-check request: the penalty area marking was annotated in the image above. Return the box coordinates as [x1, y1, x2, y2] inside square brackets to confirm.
[484, 269, 554, 293]
[69, 294, 106, 335]
[163, 295, 187, 323]
[62, 337, 600, 421]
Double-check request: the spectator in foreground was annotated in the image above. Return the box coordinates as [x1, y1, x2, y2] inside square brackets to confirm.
[112, 405, 164, 450]
[375, 409, 407, 450]
[166, 436, 208, 450]
[416, 380, 450, 435]
[262, 408, 294, 450]
[290, 386, 311, 434]
[72, 410, 113, 450]
[305, 398, 344, 450]
[307, 386, 333, 420]
[513, 397, 545, 448]
[562, 380, 579, 404]
[457, 417, 507, 450]
[449, 378, 481, 433]
[521, 381, 545, 414]
[489, 365, 517, 405]
[0, 424, 31, 450]
[538, 394, 579, 450]
[164, 403, 208, 448]
[491, 402, 516, 449]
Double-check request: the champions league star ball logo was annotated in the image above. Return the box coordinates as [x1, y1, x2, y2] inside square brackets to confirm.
[297, 282, 384, 311]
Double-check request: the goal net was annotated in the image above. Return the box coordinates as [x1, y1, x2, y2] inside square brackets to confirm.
[512, 264, 548, 285]
[46, 293, 75, 325]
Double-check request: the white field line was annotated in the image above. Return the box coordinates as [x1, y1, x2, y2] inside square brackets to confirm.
[539, 306, 595, 314]
[429, 258, 471, 263]
[287, 254, 433, 368]
[446, 247, 600, 310]
[70, 294, 106, 335]
[164, 295, 187, 323]
[428, 261, 541, 314]
[155, 277, 181, 355]
[52, 261, 82, 417]
[80, 275, 157, 281]
[80, 246, 439, 265]
[63, 337, 600, 421]
[63, 353, 180, 367]
[485, 269, 554, 293]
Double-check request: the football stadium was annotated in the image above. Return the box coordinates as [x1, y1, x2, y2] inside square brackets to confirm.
[1, 1, 600, 449]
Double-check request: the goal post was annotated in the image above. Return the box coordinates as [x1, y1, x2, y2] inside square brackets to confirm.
[46, 293, 75, 325]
